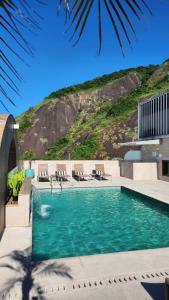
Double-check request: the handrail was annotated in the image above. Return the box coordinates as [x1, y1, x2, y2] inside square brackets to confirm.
[50, 176, 53, 193]
[60, 177, 63, 191]
[50, 175, 63, 192]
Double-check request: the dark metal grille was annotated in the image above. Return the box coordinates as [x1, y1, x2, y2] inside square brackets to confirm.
[139, 91, 169, 139]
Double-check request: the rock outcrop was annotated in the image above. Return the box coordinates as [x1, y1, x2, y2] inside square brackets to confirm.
[19, 72, 141, 156]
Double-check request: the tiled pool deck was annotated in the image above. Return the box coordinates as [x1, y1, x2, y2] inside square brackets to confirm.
[1, 177, 169, 299]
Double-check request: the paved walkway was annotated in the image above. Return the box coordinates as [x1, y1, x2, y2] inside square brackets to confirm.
[1, 177, 169, 299]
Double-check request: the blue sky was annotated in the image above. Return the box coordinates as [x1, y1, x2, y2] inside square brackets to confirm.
[1, 1, 169, 116]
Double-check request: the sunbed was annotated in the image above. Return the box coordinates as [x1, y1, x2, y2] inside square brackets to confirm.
[93, 164, 112, 180]
[72, 164, 91, 181]
[37, 164, 50, 182]
[55, 164, 70, 181]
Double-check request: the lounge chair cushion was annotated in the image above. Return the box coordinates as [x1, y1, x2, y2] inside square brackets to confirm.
[96, 170, 103, 175]
[56, 170, 66, 176]
[76, 171, 83, 176]
[40, 171, 48, 177]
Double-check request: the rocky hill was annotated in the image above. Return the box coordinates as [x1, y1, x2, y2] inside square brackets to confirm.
[17, 59, 169, 160]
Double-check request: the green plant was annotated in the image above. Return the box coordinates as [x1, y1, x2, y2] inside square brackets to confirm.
[7, 170, 25, 198]
[17, 115, 32, 138]
[70, 135, 99, 160]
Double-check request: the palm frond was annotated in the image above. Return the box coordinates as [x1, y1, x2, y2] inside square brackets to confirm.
[0, 0, 45, 111]
[64, 0, 152, 54]
[1, 0, 153, 109]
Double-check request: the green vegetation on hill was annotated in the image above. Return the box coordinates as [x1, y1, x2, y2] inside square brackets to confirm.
[18, 60, 169, 160]
[46, 65, 157, 99]
[44, 62, 169, 160]
[17, 65, 157, 138]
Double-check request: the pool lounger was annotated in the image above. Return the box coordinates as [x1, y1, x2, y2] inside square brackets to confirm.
[55, 164, 70, 181]
[37, 164, 50, 182]
[93, 164, 111, 180]
[72, 164, 91, 181]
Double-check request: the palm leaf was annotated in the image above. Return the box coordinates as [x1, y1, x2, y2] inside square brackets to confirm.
[0, 0, 45, 111]
[65, 0, 152, 54]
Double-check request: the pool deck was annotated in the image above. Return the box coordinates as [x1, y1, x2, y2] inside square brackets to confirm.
[1, 176, 169, 299]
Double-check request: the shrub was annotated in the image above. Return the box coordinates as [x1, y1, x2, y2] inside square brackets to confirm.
[7, 170, 25, 198]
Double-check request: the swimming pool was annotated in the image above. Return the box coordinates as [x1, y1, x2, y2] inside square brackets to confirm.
[32, 187, 169, 260]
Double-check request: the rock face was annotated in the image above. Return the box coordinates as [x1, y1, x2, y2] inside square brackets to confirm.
[98, 73, 141, 100]
[19, 72, 141, 156]
[20, 99, 79, 156]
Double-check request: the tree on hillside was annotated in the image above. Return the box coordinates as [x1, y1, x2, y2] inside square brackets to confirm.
[0, 0, 152, 109]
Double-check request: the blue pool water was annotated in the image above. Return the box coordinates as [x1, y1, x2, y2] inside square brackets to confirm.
[32, 187, 169, 260]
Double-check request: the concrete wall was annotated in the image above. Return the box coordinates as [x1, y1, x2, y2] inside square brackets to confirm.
[140, 138, 169, 162]
[140, 137, 169, 182]
[23, 160, 120, 178]
[5, 178, 31, 227]
[141, 145, 160, 161]
[133, 162, 157, 180]
[120, 161, 133, 179]
[0, 115, 19, 237]
[120, 161, 157, 180]
[159, 138, 169, 160]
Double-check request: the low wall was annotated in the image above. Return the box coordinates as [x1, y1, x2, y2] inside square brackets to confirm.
[5, 178, 31, 227]
[0, 115, 19, 237]
[23, 160, 120, 178]
[120, 161, 133, 179]
[120, 161, 158, 180]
